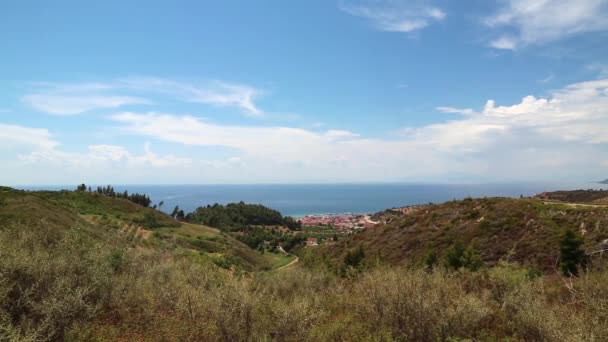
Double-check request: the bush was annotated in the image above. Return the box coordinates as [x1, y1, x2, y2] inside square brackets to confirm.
[445, 241, 483, 271]
[0, 223, 114, 341]
[559, 229, 586, 276]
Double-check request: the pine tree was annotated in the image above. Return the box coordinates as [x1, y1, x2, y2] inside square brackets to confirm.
[560, 229, 586, 276]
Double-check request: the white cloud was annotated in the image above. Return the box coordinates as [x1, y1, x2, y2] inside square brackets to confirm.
[489, 35, 518, 50]
[324, 130, 360, 138]
[340, 0, 446, 33]
[485, 0, 608, 48]
[436, 106, 475, 116]
[22, 78, 265, 117]
[119, 77, 264, 117]
[23, 94, 148, 115]
[0, 123, 58, 150]
[18, 143, 192, 169]
[106, 78, 608, 182]
[0, 123, 192, 184]
[4, 78, 608, 184]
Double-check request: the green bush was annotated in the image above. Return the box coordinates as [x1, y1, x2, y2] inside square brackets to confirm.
[445, 241, 483, 271]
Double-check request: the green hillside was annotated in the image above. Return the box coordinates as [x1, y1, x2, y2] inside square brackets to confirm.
[0, 187, 285, 272]
[323, 197, 608, 272]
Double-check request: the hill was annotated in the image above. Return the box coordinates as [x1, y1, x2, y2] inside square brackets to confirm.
[0, 187, 287, 271]
[2, 186, 608, 340]
[323, 197, 608, 272]
[534, 189, 608, 204]
[600, 179, 608, 184]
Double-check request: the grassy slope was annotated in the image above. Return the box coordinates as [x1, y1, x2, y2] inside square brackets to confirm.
[264, 251, 296, 269]
[0, 187, 281, 271]
[325, 197, 608, 272]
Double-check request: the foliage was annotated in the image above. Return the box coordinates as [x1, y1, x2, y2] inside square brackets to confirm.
[424, 250, 438, 270]
[76, 183, 153, 207]
[2, 187, 608, 340]
[323, 197, 608, 272]
[559, 229, 587, 276]
[2, 219, 608, 340]
[445, 241, 483, 271]
[170, 205, 185, 220]
[236, 226, 304, 252]
[344, 246, 365, 268]
[185, 201, 301, 231]
[536, 189, 608, 203]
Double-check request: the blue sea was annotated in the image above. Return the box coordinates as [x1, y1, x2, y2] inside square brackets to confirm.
[17, 182, 608, 217]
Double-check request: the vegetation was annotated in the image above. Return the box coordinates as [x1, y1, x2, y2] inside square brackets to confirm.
[237, 226, 305, 252]
[560, 229, 587, 276]
[535, 189, 608, 204]
[324, 197, 608, 272]
[1, 187, 608, 340]
[76, 183, 153, 207]
[185, 201, 302, 231]
[170, 205, 185, 220]
[444, 241, 483, 271]
[2, 218, 608, 341]
[343, 245, 365, 268]
[184, 202, 307, 254]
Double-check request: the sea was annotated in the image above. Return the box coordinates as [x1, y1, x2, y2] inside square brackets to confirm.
[17, 182, 608, 217]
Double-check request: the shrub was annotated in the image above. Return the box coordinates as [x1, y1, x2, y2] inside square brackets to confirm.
[559, 229, 586, 276]
[445, 241, 483, 271]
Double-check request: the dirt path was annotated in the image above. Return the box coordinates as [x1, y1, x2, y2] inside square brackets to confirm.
[542, 201, 607, 208]
[276, 256, 299, 270]
[276, 245, 299, 270]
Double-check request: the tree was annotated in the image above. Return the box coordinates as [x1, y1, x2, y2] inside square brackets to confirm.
[76, 183, 87, 191]
[559, 229, 586, 276]
[170, 206, 184, 220]
[158, 201, 164, 211]
[445, 241, 466, 269]
[445, 241, 482, 271]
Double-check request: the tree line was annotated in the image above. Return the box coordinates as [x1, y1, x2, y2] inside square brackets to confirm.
[76, 183, 152, 208]
[185, 201, 302, 231]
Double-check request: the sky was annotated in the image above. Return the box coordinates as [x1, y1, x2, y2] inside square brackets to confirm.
[1, 0, 607, 185]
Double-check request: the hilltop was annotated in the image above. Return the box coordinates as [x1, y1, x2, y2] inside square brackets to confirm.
[323, 196, 608, 272]
[600, 179, 608, 184]
[534, 189, 608, 204]
[0, 187, 290, 271]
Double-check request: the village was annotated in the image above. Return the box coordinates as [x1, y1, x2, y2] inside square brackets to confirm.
[297, 213, 378, 247]
[299, 213, 378, 230]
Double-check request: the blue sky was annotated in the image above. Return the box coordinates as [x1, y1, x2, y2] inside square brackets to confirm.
[1, 0, 607, 184]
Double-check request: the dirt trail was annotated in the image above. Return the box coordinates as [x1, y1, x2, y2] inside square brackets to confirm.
[543, 201, 608, 208]
[277, 256, 299, 270]
[276, 245, 299, 270]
